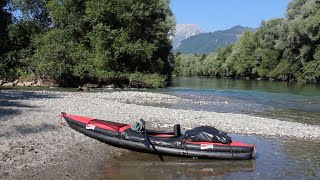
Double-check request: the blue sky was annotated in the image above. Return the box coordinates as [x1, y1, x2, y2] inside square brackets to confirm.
[170, 0, 291, 32]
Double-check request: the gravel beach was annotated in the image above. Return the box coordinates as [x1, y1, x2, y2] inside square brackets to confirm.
[1, 90, 320, 179]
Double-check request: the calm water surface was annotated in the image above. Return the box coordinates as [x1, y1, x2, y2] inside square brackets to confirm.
[104, 77, 320, 179]
[158, 77, 320, 125]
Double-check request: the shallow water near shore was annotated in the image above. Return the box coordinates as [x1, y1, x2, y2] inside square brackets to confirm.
[154, 77, 320, 126]
[104, 134, 320, 179]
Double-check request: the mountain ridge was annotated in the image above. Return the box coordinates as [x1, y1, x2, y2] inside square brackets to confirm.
[174, 25, 255, 54]
[172, 24, 205, 49]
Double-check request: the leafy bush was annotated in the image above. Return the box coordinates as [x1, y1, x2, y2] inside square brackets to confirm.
[128, 72, 167, 88]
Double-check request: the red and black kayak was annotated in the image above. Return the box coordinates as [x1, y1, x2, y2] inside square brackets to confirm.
[61, 112, 256, 160]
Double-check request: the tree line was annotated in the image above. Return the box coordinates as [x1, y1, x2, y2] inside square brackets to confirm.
[0, 0, 174, 87]
[175, 0, 320, 83]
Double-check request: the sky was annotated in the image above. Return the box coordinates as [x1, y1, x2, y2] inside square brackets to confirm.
[170, 0, 291, 32]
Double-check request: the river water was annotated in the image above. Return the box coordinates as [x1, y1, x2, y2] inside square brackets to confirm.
[104, 77, 320, 179]
[161, 77, 320, 125]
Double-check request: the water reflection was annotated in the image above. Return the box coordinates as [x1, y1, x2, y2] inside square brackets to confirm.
[169, 77, 320, 96]
[103, 134, 320, 179]
[104, 152, 255, 180]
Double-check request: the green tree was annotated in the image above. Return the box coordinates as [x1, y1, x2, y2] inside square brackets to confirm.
[254, 19, 284, 78]
[85, 0, 174, 75]
[302, 45, 320, 82]
[31, 0, 88, 84]
[11, 0, 51, 30]
[228, 30, 258, 78]
[0, 0, 12, 77]
[31, 0, 174, 86]
[5, 21, 40, 78]
[200, 44, 234, 77]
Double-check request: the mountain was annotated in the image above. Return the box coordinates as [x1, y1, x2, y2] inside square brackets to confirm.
[172, 24, 205, 49]
[174, 25, 255, 54]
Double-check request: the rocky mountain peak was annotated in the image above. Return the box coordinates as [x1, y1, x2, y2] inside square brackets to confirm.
[172, 24, 205, 49]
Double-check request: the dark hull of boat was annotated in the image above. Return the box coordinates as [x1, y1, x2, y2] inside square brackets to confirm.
[64, 116, 255, 160]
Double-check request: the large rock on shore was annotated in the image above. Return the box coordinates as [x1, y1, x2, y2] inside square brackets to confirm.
[2, 82, 15, 87]
[24, 81, 35, 87]
[16, 82, 25, 86]
[0, 79, 59, 87]
[34, 79, 45, 87]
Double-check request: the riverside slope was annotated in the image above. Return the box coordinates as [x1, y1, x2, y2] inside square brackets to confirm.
[1, 90, 319, 179]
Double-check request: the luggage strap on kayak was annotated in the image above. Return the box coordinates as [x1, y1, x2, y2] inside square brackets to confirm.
[139, 119, 164, 161]
[229, 144, 235, 160]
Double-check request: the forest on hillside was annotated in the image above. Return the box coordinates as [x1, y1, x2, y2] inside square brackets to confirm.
[0, 0, 174, 87]
[175, 0, 320, 83]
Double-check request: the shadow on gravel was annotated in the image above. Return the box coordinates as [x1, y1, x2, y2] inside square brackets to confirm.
[0, 90, 60, 120]
[15, 123, 58, 135]
[0, 123, 59, 137]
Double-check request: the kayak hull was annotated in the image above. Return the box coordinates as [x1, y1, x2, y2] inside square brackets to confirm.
[63, 114, 255, 160]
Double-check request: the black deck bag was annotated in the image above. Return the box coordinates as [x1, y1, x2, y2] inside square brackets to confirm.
[184, 126, 232, 144]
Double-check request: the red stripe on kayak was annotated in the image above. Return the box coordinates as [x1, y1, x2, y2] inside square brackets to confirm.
[118, 125, 131, 132]
[152, 134, 175, 138]
[185, 140, 254, 147]
[64, 114, 131, 132]
[64, 114, 95, 124]
[89, 119, 131, 132]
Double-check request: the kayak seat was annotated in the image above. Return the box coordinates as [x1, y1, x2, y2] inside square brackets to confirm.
[146, 124, 181, 138]
[174, 124, 181, 137]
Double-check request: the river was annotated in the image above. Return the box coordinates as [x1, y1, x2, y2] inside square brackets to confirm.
[104, 77, 320, 179]
[161, 77, 320, 125]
